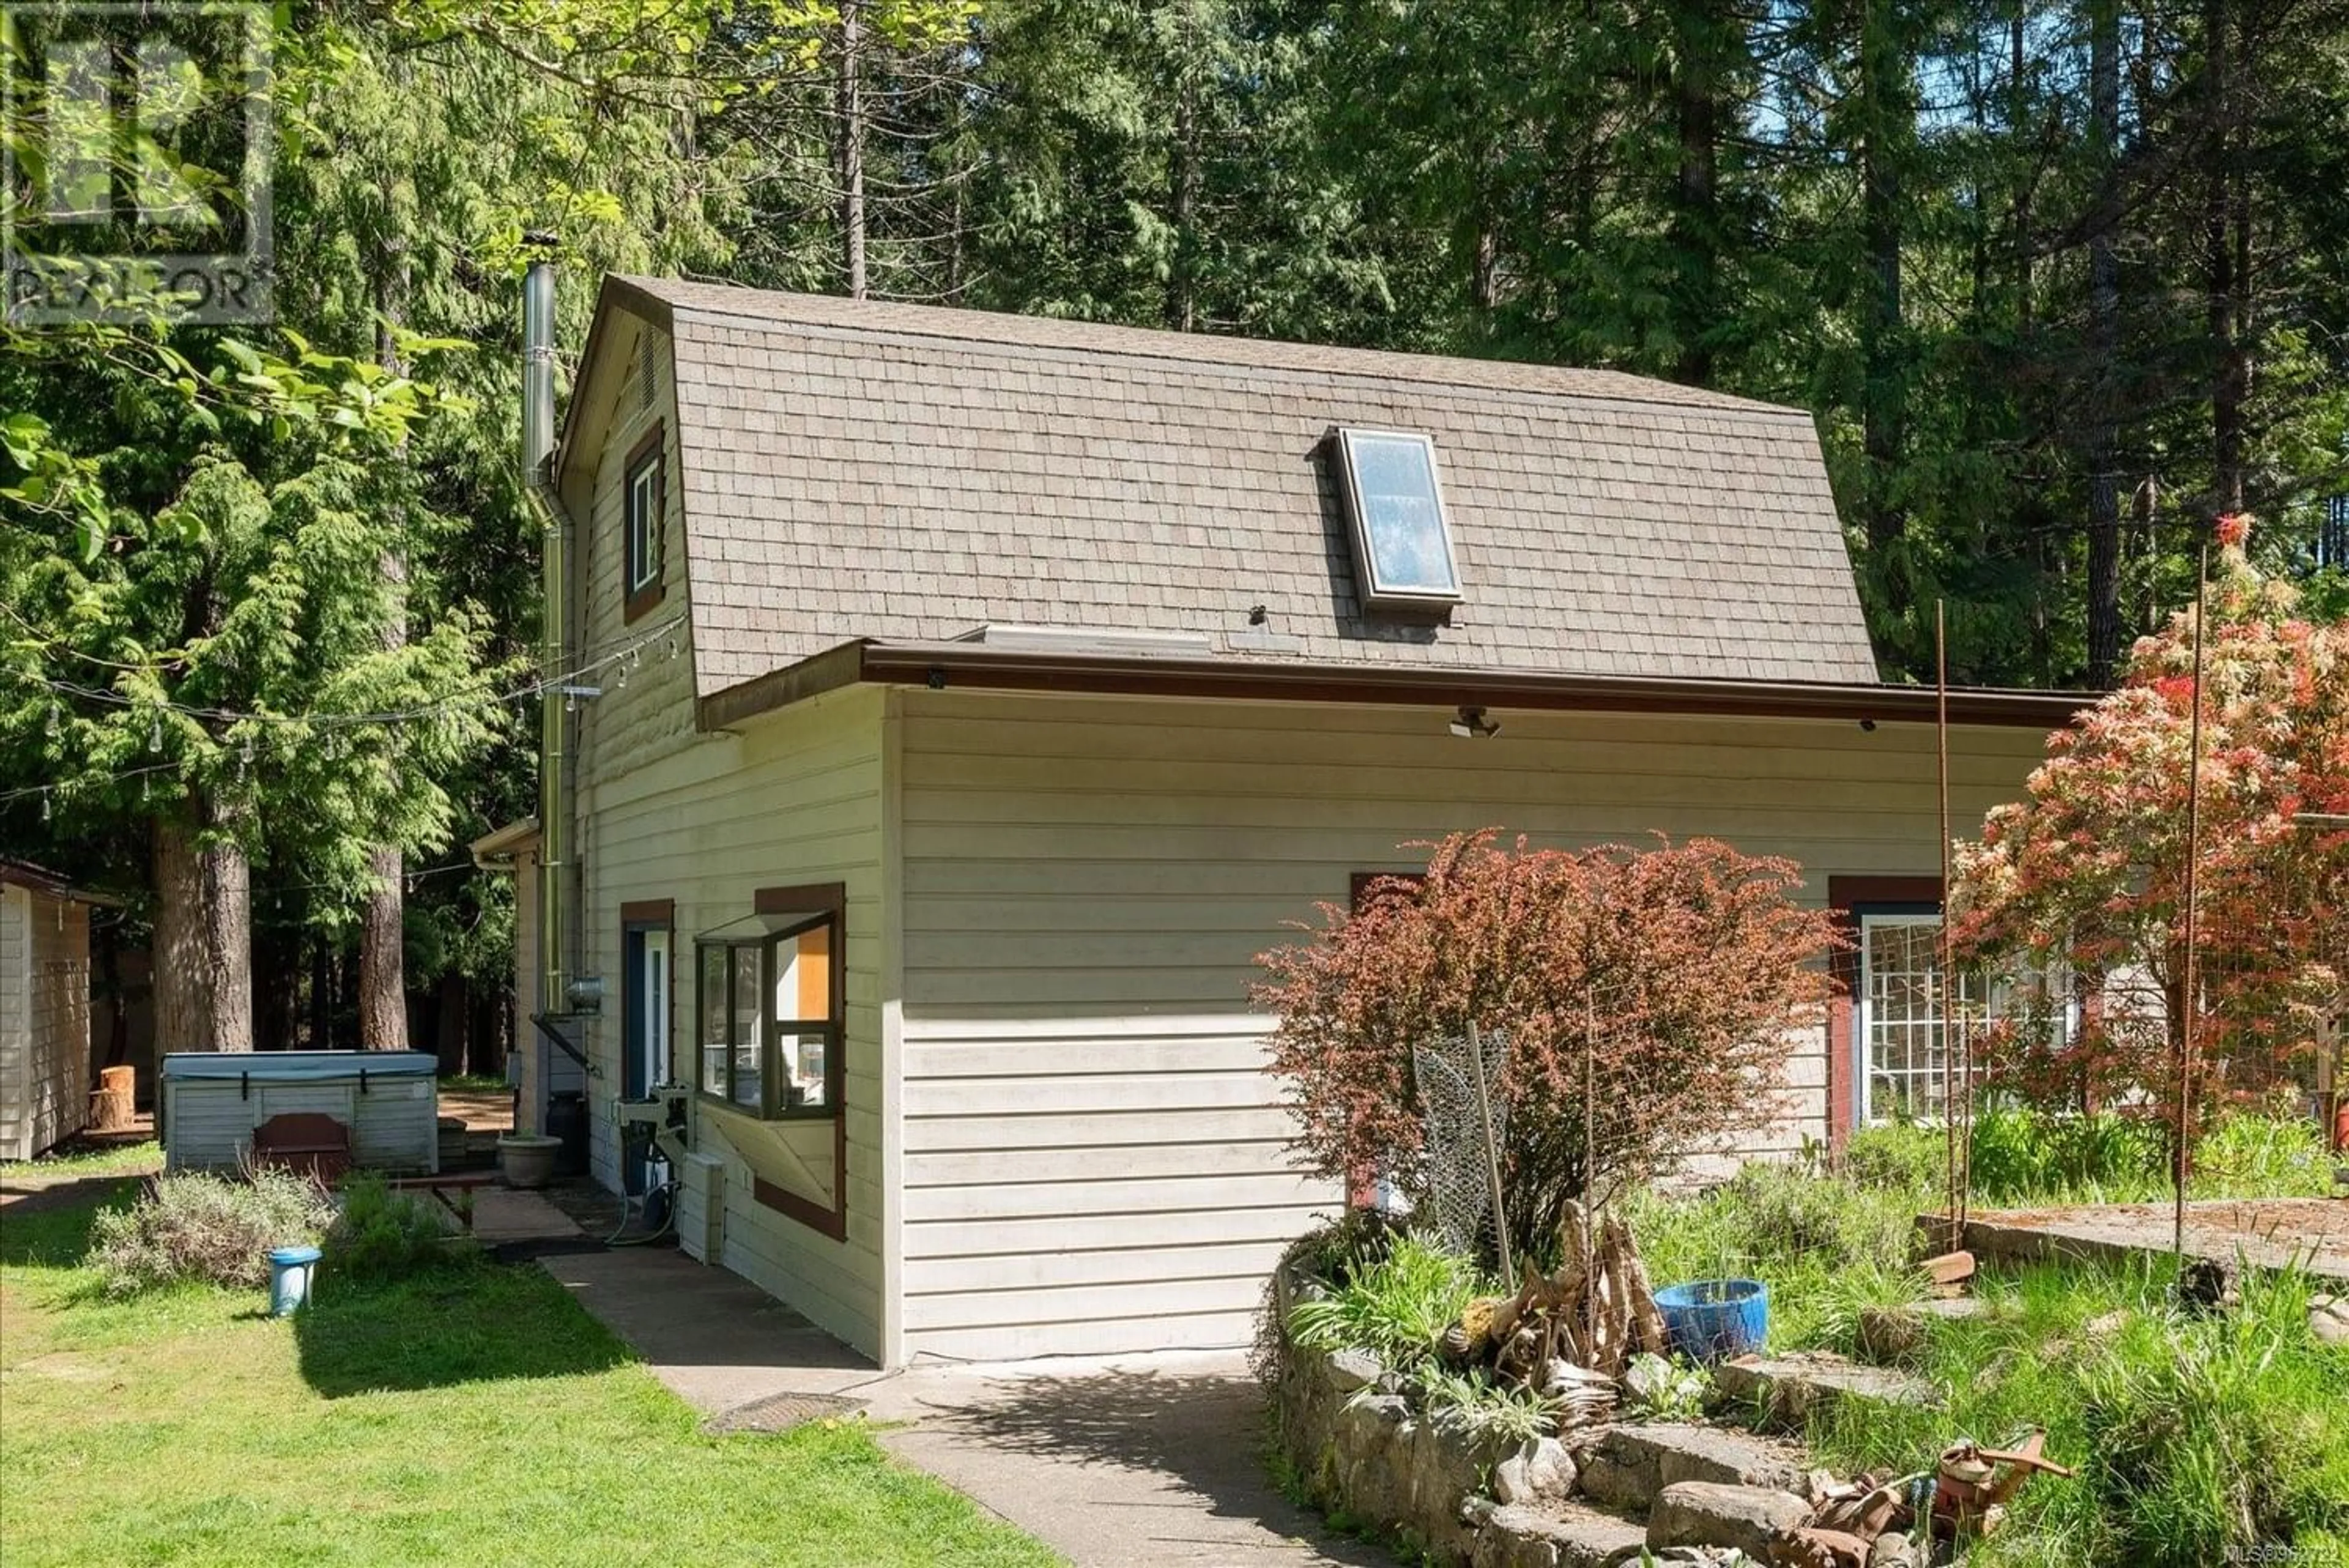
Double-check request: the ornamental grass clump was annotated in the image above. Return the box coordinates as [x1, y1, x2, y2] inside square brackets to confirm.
[323, 1172, 464, 1282]
[2077, 1272, 2349, 1567]
[1286, 1234, 1486, 1372]
[87, 1167, 333, 1295]
[1255, 830, 1837, 1268]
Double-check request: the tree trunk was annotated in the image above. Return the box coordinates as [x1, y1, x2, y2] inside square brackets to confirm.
[1471, 221, 1500, 312]
[1671, 0, 1720, 385]
[2205, 0, 2246, 516]
[1859, 0, 1909, 609]
[152, 816, 209, 1051]
[308, 930, 332, 1048]
[2085, 0, 2124, 687]
[2010, 7, 2030, 333]
[200, 813, 252, 1052]
[836, 0, 867, 299]
[359, 846, 407, 1049]
[360, 253, 410, 1052]
[154, 808, 253, 1052]
[1167, 34, 1200, 333]
[435, 972, 469, 1075]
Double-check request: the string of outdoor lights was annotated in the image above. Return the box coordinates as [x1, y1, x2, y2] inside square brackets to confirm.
[0, 609, 690, 809]
[6, 608, 689, 731]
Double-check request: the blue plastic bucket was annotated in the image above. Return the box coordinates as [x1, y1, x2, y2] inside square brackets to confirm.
[267, 1246, 322, 1317]
[1653, 1277, 1769, 1362]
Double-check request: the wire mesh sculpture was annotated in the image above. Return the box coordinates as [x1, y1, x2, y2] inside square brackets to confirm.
[1411, 1021, 1515, 1289]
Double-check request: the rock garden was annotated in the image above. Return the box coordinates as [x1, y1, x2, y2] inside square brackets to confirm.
[1250, 831, 2349, 1568]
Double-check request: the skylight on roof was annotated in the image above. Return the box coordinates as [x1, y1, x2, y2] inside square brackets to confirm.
[1332, 428, 1461, 614]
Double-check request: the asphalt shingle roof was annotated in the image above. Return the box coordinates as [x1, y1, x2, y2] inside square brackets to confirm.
[609, 278, 1882, 698]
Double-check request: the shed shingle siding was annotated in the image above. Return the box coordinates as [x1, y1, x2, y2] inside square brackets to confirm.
[594, 279, 1881, 699]
[1, 885, 92, 1161]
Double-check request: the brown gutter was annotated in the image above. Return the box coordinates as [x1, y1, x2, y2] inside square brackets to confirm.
[700, 639, 2092, 730]
[0, 858, 119, 905]
[697, 642, 868, 731]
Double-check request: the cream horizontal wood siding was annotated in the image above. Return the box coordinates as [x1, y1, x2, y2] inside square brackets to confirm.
[562, 323, 888, 1358]
[574, 683, 889, 1359]
[896, 690, 2046, 1361]
[0, 886, 92, 1162]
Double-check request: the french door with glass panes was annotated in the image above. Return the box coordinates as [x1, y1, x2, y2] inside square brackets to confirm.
[1857, 914, 1956, 1124]
[1856, 913, 2071, 1125]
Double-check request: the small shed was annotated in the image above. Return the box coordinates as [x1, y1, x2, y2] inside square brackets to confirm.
[159, 1051, 441, 1175]
[0, 860, 103, 1161]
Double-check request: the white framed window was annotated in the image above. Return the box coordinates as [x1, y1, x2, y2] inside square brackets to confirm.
[1857, 913, 2073, 1124]
[693, 886, 844, 1122]
[625, 458, 661, 595]
[637, 927, 670, 1085]
[622, 425, 666, 618]
[1858, 915, 1947, 1123]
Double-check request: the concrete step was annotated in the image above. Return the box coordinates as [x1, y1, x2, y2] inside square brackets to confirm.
[1470, 1499, 1649, 1568]
[1712, 1351, 1939, 1430]
[1578, 1421, 1810, 1511]
[1647, 1481, 1810, 1562]
[1855, 1295, 1998, 1365]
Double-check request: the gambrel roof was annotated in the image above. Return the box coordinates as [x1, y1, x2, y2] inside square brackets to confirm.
[568, 277, 1884, 701]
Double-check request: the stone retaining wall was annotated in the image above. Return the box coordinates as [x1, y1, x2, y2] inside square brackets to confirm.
[1271, 1266, 1584, 1567]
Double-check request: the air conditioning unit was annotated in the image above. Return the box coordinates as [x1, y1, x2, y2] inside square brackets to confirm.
[678, 1152, 726, 1263]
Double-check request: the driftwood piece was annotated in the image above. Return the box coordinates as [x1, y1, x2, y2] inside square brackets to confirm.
[1436, 1197, 1672, 1400]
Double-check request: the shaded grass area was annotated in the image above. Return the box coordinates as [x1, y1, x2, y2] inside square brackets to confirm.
[1628, 1153, 2349, 1568]
[0, 1189, 1061, 1568]
[1, 1137, 163, 1181]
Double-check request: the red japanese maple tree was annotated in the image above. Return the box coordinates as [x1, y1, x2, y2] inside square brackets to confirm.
[1949, 533, 2349, 1120]
[1253, 831, 1836, 1261]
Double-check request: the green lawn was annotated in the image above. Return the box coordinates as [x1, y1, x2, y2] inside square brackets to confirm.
[2, 1138, 163, 1180]
[0, 1185, 1061, 1568]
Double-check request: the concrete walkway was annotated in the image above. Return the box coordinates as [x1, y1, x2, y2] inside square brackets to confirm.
[525, 1234, 1386, 1567]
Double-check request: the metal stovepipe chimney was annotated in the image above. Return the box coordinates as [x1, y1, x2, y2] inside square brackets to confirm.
[521, 251, 566, 1019]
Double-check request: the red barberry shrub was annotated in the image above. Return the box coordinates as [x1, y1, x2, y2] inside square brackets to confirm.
[1253, 830, 1838, 1264]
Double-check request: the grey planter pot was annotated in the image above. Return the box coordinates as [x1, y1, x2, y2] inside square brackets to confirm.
[497, 1134, 563, 1190]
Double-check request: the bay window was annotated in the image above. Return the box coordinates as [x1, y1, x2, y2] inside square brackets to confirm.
[694, 884, 844, 1121]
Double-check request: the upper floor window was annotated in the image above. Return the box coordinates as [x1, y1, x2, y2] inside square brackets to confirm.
[623, 425, 665, 621]
[1331, 428, 1461, 615]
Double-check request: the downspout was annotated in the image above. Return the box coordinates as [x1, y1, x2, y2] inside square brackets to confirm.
[521, 253, 568, 1020]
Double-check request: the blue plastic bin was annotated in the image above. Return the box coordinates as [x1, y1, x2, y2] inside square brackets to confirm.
[1653, 1277, 1769, 1362]
[268, 1246, 322, 1317]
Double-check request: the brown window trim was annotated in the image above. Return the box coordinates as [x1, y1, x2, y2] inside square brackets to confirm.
[714, 883, 849, 1243]
[1825, 875, 1944, 1150]
[622, 423, 667, 624]
[754, 1174, 848, 1243]
[1349, 870, 1427, 912]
